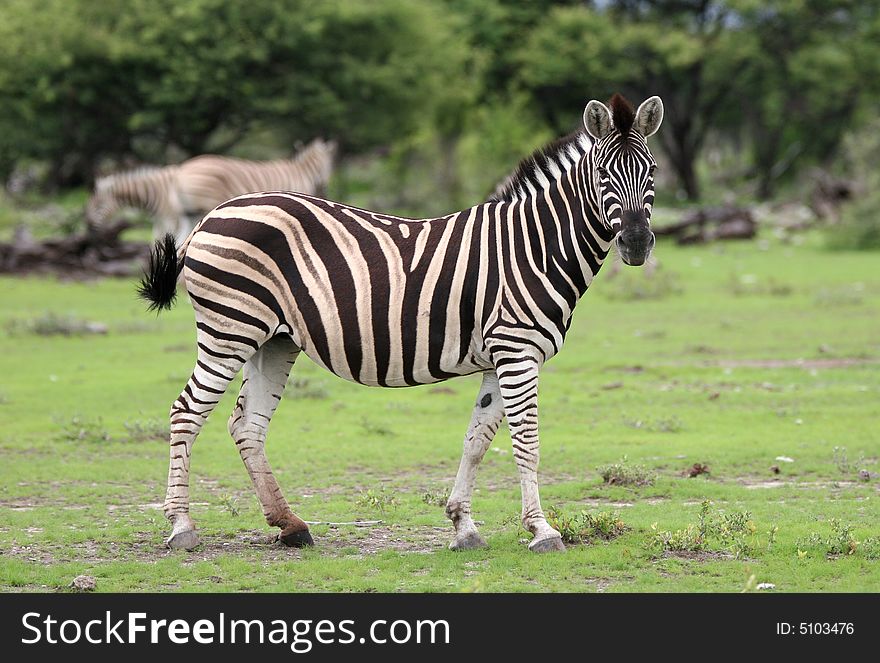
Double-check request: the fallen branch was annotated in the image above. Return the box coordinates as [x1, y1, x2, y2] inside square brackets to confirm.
[0, 220, 149, 276]
[654, 204, 756, 245]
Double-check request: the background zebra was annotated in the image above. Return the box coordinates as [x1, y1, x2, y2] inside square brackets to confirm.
[138, 94, 663, 553]
[85, 138, 337, 243]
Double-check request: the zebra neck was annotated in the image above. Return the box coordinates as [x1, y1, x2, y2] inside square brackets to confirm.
[106, 169, 171, 214]
[521, 157, 613, 301]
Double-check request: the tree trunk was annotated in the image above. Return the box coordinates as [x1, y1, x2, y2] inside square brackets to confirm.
[660, 120, 701, 201]
[676, 151, 700, 201]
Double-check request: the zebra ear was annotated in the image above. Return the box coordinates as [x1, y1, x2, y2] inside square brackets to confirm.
[634, 96, 664, 137]
[583, 100, 614, 140]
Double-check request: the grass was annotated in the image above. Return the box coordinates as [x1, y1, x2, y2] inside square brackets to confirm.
[1, 229, 879, 592]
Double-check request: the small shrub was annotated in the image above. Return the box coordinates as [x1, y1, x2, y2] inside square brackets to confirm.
[218, 494, 240, 517]
[58, 415, 110, 443]
[831, 445, 868, 477]
[547, 506, 628, 544]
[653, 416, 683, 433]
[710, 510, 758, 559]
[5, 312, 107, 336]
[727, 273, 794, 297]
[356, 486, 398, 514]
[597, 455, 655, 487]
[826, 194, 880, 251]
[796, 519, 860, 558]
[123, 418, 168, 442]
[649, 501, 768, 559]
[601, 266, 683, 301]
[650, 523, 706, 553]
[813, 285, 865, 308]
[862, 536, 880, 560]
[421, 488, 448, 507]
[500, 513, 521, 528]
[284, 377, 329, 400]
[624, 416, 683, 433]
[825, 119, 880, 251]
[360, 418, 395, 437]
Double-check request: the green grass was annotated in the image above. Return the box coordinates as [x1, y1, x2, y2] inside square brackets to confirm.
[1, 230, 879, 592]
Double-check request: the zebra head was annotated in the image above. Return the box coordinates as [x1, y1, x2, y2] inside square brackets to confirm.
[84, 178, 117, 229]
[583, 94, 664, 266]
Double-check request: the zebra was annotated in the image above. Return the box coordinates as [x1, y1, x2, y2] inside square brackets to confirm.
[138, 93, 663, 553]
[85, 138, 337, 243]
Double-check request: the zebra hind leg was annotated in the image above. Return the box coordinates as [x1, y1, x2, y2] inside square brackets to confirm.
[228, 335, 313, 547]
[446, 372, 504, 550]
[165, 347, 249, 550]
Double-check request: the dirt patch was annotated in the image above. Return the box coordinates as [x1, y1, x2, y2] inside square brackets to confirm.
[576, 499, 635, 508]
[702, 357, 878, 369]
[587, 577, 622, 592]
[319, 525, 448, 556]
[737, 477, 865, 490]
[657, 550, 734, 562]
[162, 344, 191, 353]
[3, 524, 449, 566]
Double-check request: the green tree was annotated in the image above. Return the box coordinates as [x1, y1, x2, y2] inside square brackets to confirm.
[0, 0, 151, 186]
[0, 0, 473, 187]
[735, 0, 880, 198]
[515, 1, 755, 200]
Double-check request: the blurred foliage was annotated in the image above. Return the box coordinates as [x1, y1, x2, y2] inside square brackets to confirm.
[513, 0, 880, 200]
[0, 0, 473, 186]
[0, 0, 878, 209]
[826, 119, 880, 251]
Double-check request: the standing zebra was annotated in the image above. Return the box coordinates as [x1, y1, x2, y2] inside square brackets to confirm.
[86, 138, 337, 243]
[139, 94, 663, 553]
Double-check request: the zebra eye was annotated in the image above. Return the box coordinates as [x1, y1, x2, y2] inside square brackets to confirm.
[648, 165, 657, 176]
[597, 167, 608, 179]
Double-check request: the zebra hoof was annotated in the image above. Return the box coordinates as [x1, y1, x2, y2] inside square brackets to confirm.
[449, 531, 487, 551]
[167, 530, 200, 551]
[279, 527, 314, 548]
[528, 535, 566, 553]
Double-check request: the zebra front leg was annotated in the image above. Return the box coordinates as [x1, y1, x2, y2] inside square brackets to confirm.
[165, 347, 247, 549]
[495, 357, 564, 553]
[228, 336, 313, 547]
[446, 372, 504, 550]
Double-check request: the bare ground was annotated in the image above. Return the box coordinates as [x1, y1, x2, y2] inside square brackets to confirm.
[4, 523, 451, 567]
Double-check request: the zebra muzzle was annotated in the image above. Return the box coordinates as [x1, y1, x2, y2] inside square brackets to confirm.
[617, 227, 655, 266]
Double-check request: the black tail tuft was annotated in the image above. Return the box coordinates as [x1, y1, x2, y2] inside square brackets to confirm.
[137, 233, 181, 312]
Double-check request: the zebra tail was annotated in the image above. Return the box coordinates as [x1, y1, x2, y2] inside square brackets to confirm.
[137, 233, 182, 312]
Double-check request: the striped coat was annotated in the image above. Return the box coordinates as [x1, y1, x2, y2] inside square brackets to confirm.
[140, 94, 664, 553]
[86, 138, 336, 242]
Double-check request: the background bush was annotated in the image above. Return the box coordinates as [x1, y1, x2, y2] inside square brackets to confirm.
[0, 0, 878, 222]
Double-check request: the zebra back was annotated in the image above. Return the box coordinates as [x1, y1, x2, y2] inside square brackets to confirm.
[176, 138, 337, 212]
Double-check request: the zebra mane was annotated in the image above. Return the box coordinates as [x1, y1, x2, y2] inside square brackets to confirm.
[609, 93, 635, 135]
[488, 131, 592, 203]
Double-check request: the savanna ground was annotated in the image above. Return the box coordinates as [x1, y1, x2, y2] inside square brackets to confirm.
[1, 225, 878, 592]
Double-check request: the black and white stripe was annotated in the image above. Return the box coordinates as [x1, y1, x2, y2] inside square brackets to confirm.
[86, 138, 336, 242]
[142, 95, 664, 552]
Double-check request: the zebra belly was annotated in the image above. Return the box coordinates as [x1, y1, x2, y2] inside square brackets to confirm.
[293, 326, 491, 387]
